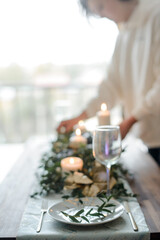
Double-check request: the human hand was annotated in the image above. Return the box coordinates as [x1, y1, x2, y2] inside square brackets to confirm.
[56, 111, 88, 133]
[56, 117, 79, 133]
[119, 116, 137, 139]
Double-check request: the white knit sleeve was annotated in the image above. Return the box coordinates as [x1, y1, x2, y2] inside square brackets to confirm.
[132, 13, 160, 120]
[85, 39, 123, 118]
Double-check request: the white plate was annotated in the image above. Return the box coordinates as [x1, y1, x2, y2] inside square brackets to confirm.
[48, 197, 124, 226]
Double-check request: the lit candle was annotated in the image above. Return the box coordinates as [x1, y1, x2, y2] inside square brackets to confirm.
[78, 120, 86, 132]
[73, 120, 86, 132]
[69, 128, 87, 149]
[61, 157, 83, 171]
[97, 103, 110, 125]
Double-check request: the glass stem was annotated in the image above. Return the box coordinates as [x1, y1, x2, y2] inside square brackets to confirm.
[106, 165, 111, 197]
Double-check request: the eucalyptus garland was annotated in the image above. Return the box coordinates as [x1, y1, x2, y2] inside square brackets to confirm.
[32, 131, 136, 199]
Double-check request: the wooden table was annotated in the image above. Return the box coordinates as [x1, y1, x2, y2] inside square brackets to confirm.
[0, 138, 160, 240]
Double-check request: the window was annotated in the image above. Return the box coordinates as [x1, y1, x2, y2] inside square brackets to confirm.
[0, 0, 118, 143]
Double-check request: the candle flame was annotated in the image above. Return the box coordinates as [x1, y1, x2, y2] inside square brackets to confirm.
[69, 158, 75, 164]
[101, 103, 107, 112]
[92, 150, 95, 158]
[76, 128, 81, 136]
[78, 120, 84, 127]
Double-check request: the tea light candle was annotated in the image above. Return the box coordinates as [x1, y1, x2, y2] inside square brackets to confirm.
[78, 120, 86, 132]
[69, 128, 87, 149]
[61, 157, 83, 171]
[97, 103, 110, 125]
[73, 120, 86, 132]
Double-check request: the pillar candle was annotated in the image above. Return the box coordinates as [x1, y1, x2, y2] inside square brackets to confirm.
[61, 157, 83, 171]
[69, 128, 87, 149]
[97, 103, 110, 125]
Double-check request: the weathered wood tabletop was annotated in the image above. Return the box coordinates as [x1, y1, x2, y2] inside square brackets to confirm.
[0, 138, 160, 240]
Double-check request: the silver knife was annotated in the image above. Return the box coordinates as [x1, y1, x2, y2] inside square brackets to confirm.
[36, 200, 48, 233]
[124, 201, 138, 231]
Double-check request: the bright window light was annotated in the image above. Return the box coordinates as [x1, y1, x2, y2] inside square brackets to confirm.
[0, 0, 118, 68]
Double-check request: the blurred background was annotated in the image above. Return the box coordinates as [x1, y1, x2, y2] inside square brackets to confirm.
[0, 0, 119, 144]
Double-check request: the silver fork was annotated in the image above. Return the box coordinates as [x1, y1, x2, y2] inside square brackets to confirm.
[36, 200, 48, 233]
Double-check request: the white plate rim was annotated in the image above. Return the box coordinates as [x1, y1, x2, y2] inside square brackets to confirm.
[47, 197, 124, 226]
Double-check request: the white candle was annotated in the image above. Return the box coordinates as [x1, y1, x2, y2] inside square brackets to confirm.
[97, 103, 110, 125]
[61, 157, 83, 171]
[78, 120, 86, 132]
[73, 120, 86, 132]
[69, 128, 87, 149]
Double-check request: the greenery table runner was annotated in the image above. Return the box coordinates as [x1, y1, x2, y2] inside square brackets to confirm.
[31, 132, 136, 199]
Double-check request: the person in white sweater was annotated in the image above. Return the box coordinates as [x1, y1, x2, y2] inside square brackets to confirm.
[57, 0, 160, 165]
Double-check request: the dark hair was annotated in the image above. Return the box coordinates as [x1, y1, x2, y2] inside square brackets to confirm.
[79, 0, 92, 17]
[79, 0, 133, 17]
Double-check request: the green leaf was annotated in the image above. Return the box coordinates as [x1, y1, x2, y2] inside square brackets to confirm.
[101, 209, 112, 213]
[98, 202, 106, 212]
[86, 208, 93, 216]
[90, 213, 104, 217]
[104, 203, 116, 208]
[62, 195, 70, 199]
[69, 215, 81, 223]
[74, 209, 84, 217]
[107, 195, 113, 202]
[98, 197, 105, 203]
[79, 199, 83, 204]
[81, 216, 89, 223]
[61, 211, 68, 217]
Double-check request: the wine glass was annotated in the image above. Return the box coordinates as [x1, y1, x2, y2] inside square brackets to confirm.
[93, 125, 121, 196]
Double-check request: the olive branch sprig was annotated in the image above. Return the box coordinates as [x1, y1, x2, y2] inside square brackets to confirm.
[60, 196, 116, 223]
